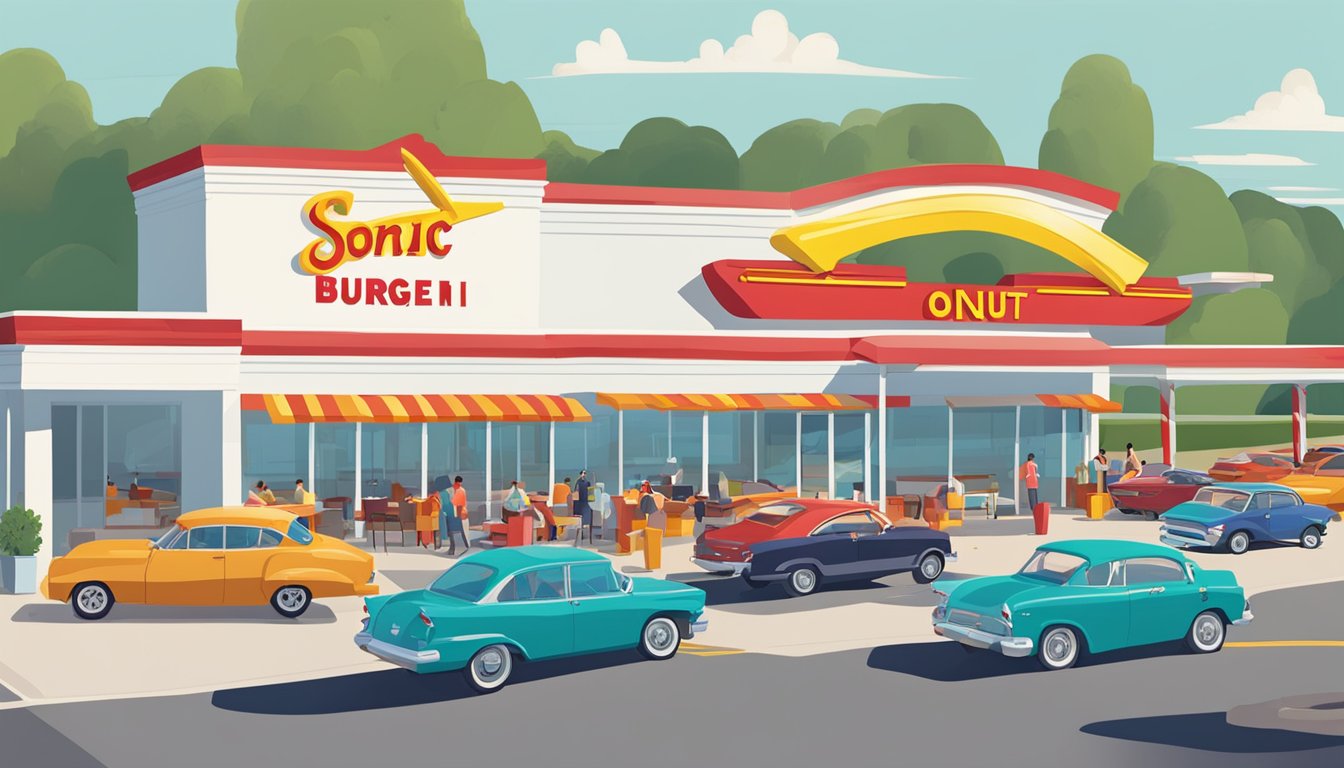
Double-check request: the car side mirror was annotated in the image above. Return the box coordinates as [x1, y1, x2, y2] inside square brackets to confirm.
[619, 575, 633, 594]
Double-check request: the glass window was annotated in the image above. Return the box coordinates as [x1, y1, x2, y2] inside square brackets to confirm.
[1125, 557, 1187, 585]
[1268, 492, 1299, 509]
[1018, 550, 1087, 584]
[361, 423, 423, 498]
[430, 563, 498, 602]
[241, 410, 309, 504]
[745, 503, 807, 526]
[427, 422, 487, 523]
[813, 511, 882, 536]
[708, 412, 754, 493]
[498, 566, 567, 602]
[286, 520, 313, 544]
[155, 525, 186, 549]
[225, 526, 262, 549]
[259, 528, 284, 548]
[314, 424, 356, 509]
[952, 406, 1016, 509]
[188, 526, 224, 549]
[758, 412, 798, 491]
[1084, 562, 1116, 586]
[569, 563, 622, 597]
[1321, 455, 1344, 471]
[1193, 487, 1250, 512]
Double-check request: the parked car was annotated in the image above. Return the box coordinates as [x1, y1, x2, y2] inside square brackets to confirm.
[1208, 452, 1298, 483]
[932, 540, 1252, 671]
[41, 507, 377, 620]
[355, 547, 707, 693]
[1302, 445, 1344, 466]
[1108, 467, 1215, 519]
[1159, 483, 1338, 554]
[691, 500, 954, 596]
[1277, 453, 1344, 511]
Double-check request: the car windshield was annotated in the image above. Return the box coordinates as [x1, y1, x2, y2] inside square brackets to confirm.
[1193, 488, 1250, 512]
[153, 525, 185, 548]
[287, 520, 313, 545]
[745, 503, 807, 526]
[1018, 550, 1088, 584]
[429, 563, 498, 602]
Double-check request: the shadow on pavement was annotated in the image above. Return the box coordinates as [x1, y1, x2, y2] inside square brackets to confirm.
[664, 570, 978, 613]
[10, 603, 338, 625]
[867, 639, 1194, 682]
[1081, 712, 1344, 753]
[211, 650, 648, 715]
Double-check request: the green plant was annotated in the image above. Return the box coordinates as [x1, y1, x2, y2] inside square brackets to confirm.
[0, 506, 42, 556]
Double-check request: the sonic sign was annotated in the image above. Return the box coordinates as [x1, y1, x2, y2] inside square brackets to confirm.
[298, 149, 502, 307]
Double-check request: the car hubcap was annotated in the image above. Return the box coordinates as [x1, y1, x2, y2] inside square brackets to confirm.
[475, 648, 506, 681]
[279, 589, 306, 610]
[78, 587, 106, 613]
[1306, 534, 1319, 547]
[922, 557, 941, 579]
[794, 570, 815, 592]
[647, 620, 675, 652]
[1232, 535, 1247, 553]
[1196, 617, 1221, 647]
[1045, 630, 1074, 664]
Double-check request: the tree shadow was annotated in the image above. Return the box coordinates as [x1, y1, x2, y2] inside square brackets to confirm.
[866, 639, 1191, 682]
[10, 603, 338, 625]
[1081, 712, 1344, 753]
[211, 649, 648, 715]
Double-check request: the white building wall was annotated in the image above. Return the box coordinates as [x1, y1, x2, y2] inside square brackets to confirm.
[135, 171, 209, 311]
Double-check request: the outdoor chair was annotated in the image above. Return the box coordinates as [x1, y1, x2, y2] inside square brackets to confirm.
[363, 497, 400, 553]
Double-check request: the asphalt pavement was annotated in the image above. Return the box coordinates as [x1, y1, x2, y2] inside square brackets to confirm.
[6, 581, 1344, 768]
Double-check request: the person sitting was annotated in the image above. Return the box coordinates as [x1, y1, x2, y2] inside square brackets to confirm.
[245, 484, 266, 506]
[293, 479, 308, 504]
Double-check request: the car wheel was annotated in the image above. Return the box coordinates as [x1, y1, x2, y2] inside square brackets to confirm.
[1143, 510, 1159, 521]
[1226, 531, 1251, 555]
[783, 566, 820, 597]
[270, 585, 311, 618]
[1301, 525, 1323, 550]
[464, 644, 513, 693]
[1037, 626, 1081, 671]
[71, 581, 114, 620]
[1185, 610, 1226, 653]
[912, 552, 945, 584]
[742, 576, 770, 589]
[638, 616, 681, 660]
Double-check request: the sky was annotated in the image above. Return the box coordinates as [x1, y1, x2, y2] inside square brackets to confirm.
[2, 0, 1342, 209]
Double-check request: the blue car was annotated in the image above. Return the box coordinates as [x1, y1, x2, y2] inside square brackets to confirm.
[1160, 483, 1338, 554]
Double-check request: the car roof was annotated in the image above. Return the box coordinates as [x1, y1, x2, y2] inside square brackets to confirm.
[1037, 539, 1187, 563]
[1211, 482, 1292, 493]
[767, 500, 881, 526]
[462, 545, 610, 572]
[175, 506, 299, 528]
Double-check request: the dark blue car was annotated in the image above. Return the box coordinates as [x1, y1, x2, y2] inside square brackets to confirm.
[1159, 483, 1338, 554]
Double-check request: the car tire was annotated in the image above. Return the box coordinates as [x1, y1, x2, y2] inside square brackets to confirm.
[783, 566, 820, 597]
[1185, 610, 1226, 653]
[1143, 510, 1159, 521]
[912, 552, 945, 584]
[1037, 626, 1081, 671]
[270, 585, 311, 618]
[1225, 531, 1251, 555]
[742, 576, 770, 589]
[71, 581, 114, 620]
[638, 616, 681, 660]
[464, 643, 514, 693]
[1301, 525, 1323, 550]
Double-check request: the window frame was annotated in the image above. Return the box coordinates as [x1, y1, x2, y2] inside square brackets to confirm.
[567, 562, 625, 600]
[224, 525, 264, 550]
[1081, 560, 1125, 587]
[187, 525, 226, 550]
[494, 564, 570, 604]
[809, 510, 883, 537]
[1121, 556, 1189, 586]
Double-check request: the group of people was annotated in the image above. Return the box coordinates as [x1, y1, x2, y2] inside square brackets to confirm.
[1017, 442, 1143, 511]
[433, 469, 595, 555]
[245, 479, 307, 506]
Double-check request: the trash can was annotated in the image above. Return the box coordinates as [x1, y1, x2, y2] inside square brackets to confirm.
[643, 527, 663, 570]
[1086, 493, 1108, 520]
[1033, 502, 1050, 535]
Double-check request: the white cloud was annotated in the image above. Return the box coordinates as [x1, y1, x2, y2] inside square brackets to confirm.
[1197, 68, 1344, 131]
[550, 10, 949, 79]
[1174, 153, 1314, 166]
[1269, 186, 1337, 192]
[1275, 197, 1344, 206]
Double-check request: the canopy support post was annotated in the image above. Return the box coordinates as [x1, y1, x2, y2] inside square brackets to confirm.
[878, 366, 888, 514]
[1013, 405, 1021, 515]
[701, 411, 709, 496]
[827, 412, 835, 500]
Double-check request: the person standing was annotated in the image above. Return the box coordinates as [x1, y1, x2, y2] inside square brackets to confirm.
[1093, 448, 1109, 492]
[293, 479, 307, 503]
[1020, 453, 1040, 512]
[442, 476, 470, 555]
[572, 469, 592, 545]
[1123, 443, 1141, 481]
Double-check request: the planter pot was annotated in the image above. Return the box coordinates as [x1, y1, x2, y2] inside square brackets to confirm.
[0, 555, 37, 595]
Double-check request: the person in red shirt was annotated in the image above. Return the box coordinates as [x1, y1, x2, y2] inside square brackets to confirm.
[1021, 453, 1040, 512]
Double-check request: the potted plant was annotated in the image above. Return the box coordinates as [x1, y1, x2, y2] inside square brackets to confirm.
[0, 506, 43, 594]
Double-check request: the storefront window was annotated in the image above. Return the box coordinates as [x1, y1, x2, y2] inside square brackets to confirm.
[361, 424, 422, 498]
[621, 410, 673, 492]
[669, 412, 702, 494]
[559, 398, 617, 503]
[241, 411, 309, 503]
[707, 412, 754, 494]
[1019, 406, 1064, 506]
[427, 423, 486, 522]
[315, 424, 355, 510]
[952, 407, 1016, 510]
[887, 405, 951, 497]
[799, 413, 828, 497]
[489, 422, 549, 499]
[834, 412, 867, 501]
[757, 412, 797, 490]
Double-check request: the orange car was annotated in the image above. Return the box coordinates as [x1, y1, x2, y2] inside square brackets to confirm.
[42, 507, 377, 620]
[1279, 453, 1344, 512]
[1208, 452, 1298, 483]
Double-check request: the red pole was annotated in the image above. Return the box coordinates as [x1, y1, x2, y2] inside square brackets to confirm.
[1292, 385, 1307, 464]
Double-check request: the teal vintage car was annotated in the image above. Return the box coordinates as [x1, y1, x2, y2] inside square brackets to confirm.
[931, 540, 1252, 671]
[355, 546, 708, 692]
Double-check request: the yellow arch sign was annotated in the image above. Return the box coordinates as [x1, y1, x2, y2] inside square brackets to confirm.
[770, 193, 1149, 293]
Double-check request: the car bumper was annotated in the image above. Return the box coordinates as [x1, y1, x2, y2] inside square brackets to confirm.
[933, 621, 1034, 658]
[1160, 528, 1221, 548]
[691, 557, 749, 575]
[354, 582, 381, 596]
[1233, 610, 1254, 626]
[690, 619, 709, 637]
[354, 632, 440, 672]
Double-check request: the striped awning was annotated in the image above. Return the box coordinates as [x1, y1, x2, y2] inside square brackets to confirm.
[945, 394, 1121, 413]
[245, 394, 591, 424]
[595, 393, 872, 411]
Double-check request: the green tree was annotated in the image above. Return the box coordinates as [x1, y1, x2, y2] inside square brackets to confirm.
[581, 118, 739, 189]
[1103, 163, 1249, 277]
[942, 251, 1005, 284]
[739, 119, 839, 191]
[1039, 54, 1154, 201]
[537, 130, 599, 183]
[869, 104, 1003, 169]
[1165, 288, 1288, 345]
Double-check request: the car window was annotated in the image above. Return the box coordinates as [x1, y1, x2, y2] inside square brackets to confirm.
[745, 503, 807, 526]
[1268, 492, 1299, 509]
[569, 563, 622, 597]
[258, 528, 284, 548]
[1083, 561, 1118, 586]
[154, 525, 185, 549]
[225, 526, 262, 549]
[1194, 488, 1250, 512]
[1251, 455, 1274, 466]
[498, 566, 568, 602]
[1124, 557, 1186, 585]
[162, 526, 189, 550]
[813, 511, 882, 536]
[1252, 493, 1275, 510]
[1018, 550, 1087, 584]
[429, 563, 498, 602]
[286, 519, 313, 545]
[187, 525, 224, 549]
[1321, 455, 1344, 471]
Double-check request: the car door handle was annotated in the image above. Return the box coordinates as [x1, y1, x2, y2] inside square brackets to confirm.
[570, 600, 581, 606]
[1148, 586, 1165, 594]
[1264, 514, 1271, 519]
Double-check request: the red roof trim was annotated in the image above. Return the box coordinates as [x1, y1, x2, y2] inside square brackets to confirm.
[544, 164, 1120, 212]
[1106, 346, 1344, 368]
[0, 316, 242, 347]
[127, 134, 548, 191]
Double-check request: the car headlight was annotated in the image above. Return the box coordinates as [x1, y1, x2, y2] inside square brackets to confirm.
[1001, 603, 1013, 627]
[1208, 524, 1225, 536]
[742, 549, 752, 562]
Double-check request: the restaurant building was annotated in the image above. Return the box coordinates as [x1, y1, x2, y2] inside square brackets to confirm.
[2, 134, 1340, 574]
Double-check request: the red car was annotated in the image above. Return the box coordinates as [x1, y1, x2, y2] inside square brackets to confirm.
[1208, 452, 1298, 483]
[1108, 466, 1215, 520]
[692, 499, 893, 575]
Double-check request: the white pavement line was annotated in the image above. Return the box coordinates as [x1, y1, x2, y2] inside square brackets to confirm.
[0, 659, 39, 701]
